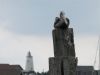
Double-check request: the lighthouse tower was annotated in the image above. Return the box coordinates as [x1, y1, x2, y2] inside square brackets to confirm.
[23, 51, 35, 75]
[25, 51, 34, 71]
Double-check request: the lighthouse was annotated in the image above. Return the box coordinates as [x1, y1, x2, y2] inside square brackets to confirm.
[23, 51, 35, 75]
[25, 51, 34, 71]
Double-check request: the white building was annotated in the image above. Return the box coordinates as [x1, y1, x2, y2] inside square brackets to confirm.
[23, 51, 35, 75]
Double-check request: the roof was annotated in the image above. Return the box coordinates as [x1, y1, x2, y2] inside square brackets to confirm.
[11, 65, 23, 70]
[77, 66, 94, 71]
[0, 64, 23, 75]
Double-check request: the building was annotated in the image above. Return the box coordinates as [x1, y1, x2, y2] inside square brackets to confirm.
[77, 66, 94, 75]
[0, 64, 23, 75]
[75, 66, 100, 75]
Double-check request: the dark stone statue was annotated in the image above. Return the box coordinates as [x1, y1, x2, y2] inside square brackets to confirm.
[49, 12, 77, 75]
[54, 11, 70, 29]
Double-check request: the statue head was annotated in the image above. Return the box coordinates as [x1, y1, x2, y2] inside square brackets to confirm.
[60, 11, 65, 18]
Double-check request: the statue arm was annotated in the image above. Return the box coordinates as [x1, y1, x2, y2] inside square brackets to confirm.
[54, 17, 59, 25]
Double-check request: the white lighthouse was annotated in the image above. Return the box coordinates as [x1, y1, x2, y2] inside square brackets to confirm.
[23, 51, 35, 75]
[25, 51, 34, 71]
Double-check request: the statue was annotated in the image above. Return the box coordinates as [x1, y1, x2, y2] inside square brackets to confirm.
[54, 11, 70, 29]
[49, 11, 77, 75]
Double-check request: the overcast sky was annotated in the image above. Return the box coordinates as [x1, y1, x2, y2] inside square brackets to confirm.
[0, 0, 100, 72]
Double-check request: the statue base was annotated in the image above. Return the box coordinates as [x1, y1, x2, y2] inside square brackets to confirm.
[49, 56, 77, 75]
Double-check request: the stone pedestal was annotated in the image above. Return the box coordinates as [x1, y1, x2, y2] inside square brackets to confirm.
[49, 28, 77, 75]
[49, 57, 77, 75]
[52, 28, 75, 57]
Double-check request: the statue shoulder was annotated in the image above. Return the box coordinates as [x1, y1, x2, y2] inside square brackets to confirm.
[54, 17, 60, 25]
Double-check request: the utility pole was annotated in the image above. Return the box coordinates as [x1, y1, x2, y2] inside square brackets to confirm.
[98, 37, 100, 70]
